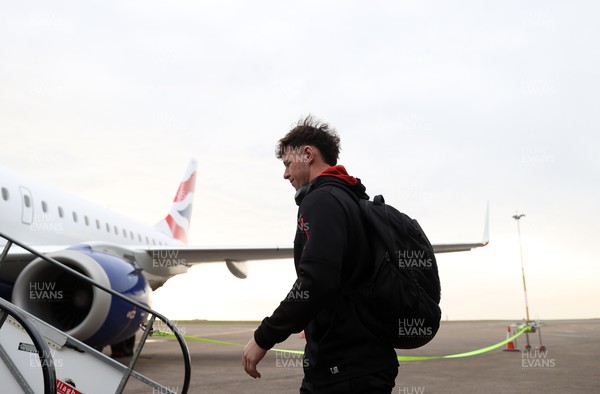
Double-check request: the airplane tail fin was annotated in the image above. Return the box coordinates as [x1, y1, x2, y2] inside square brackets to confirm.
[154, 159, 198, 244]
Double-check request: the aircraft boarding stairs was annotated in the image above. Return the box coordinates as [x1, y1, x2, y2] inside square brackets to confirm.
[0, 232, 191, 394]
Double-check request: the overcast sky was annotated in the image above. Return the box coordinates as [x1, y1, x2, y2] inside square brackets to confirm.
[1, 1, 598, 321]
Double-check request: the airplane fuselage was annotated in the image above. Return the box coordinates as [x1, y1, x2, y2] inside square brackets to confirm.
[0, 165, 181, 248]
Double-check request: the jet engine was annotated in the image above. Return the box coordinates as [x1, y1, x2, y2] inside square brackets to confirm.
[12, 245, 151, 347]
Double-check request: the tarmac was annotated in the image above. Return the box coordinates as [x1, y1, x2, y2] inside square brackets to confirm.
[118, 319, 600, 394]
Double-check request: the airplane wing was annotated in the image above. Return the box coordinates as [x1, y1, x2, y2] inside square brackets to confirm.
[153, 202, 490, 260]
[140, 200, 489, 277]
[433, 242, 488, 253]
[142, 239, 488, 263]
[144, 245, 294, 263]
[138, 239, 489, 278]
[431, 202, 490, 254]
[137, 245, 294, 279]
[135, 232, 489, 278]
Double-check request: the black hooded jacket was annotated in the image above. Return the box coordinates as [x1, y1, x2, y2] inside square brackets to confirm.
[254, 166, 398, 384]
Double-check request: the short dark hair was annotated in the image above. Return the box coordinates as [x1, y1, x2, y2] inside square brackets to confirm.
[276, 115, 341, 166]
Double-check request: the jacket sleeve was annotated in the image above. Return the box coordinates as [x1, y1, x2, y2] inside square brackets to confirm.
[254, 189, 347, 349]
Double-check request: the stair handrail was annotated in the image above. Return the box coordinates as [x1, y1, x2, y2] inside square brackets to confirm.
[0, 232, 191, 394]
[0, 299, 57, 394]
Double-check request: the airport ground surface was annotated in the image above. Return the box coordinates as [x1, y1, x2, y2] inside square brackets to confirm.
[118, 319, 599, 394]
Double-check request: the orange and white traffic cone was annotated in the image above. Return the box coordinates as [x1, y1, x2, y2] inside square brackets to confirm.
[503, 325, 519, 352]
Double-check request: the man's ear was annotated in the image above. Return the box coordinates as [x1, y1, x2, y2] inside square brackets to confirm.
[303, 145, 316, 164]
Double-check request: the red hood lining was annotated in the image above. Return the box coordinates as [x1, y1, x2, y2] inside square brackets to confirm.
[319, 165, 358, 185]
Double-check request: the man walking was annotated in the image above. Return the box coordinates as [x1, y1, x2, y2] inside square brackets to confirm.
[243, 116, 398, 393]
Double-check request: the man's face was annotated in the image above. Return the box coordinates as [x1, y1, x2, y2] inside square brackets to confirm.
[282, 147, 311, 190]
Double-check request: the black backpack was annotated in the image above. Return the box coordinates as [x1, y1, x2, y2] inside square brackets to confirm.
[327, 183, 441, 349]
[357, 194, 441, 349]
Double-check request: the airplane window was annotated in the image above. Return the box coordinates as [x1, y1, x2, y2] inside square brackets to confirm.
[152, 239, 156, 245]
[145, 236, 150, 244]
[106, 223, 110, 232]
[138, 234, 142, 242]
[122, 228, 127, 238]
[23, 195, 31, 208]
[72, 212, 78, 223]
[84, 216, 90, 226]
[1, 187, 8, 201]
[130, 231, 134, 240]
[41, 201, 48, 213]
[114, 225, 118, 235]
[96, 219, 100, 230]
[58, 207, 64, 218]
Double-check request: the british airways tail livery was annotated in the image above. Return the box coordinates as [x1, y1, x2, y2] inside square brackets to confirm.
[154, 159, 197, 244]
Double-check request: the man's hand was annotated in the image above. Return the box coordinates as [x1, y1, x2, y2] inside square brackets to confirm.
[242, 338, 268, 379]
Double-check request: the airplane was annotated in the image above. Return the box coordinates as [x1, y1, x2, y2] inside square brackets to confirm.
[0, 159, 488, 355]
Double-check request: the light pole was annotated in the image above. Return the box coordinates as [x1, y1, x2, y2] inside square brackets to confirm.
[512, 213, 530, 322]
